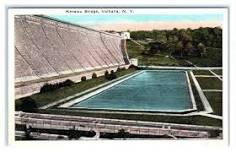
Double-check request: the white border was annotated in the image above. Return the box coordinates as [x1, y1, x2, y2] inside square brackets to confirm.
[8, 8, 15, 145]
[5, 8, 228, 15]
[6, 7, 229, 149]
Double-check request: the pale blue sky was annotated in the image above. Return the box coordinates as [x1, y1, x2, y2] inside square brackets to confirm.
[49, 14, 223, 30]
[50, 14, 222, 24]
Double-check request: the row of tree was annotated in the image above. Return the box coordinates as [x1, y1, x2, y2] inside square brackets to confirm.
[130, 27, 222, 57]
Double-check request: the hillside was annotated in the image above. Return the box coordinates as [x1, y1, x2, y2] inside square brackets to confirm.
[127, 27, 222, 67]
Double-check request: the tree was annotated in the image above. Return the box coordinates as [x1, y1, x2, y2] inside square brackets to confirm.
[197, 43, 206, 57]
[177, 31, 193, 57]
[184, 42, 193, 56]
[128, 27, 222, 59]
[148, 41, 161, 54]
[180, 31, 192, 45]
[175, 41, 184, 57]
[213, 27, 222, 48]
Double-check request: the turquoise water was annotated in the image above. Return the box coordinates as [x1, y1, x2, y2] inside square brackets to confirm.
[71, 70, 193, 112]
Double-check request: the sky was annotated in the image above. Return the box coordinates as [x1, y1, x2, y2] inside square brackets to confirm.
[49, 14, 223, 31]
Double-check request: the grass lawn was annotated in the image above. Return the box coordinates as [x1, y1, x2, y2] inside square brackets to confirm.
[127, 40, 180, 66]
[37, 108, 222, 127]
[137, 55, 194, 67]
[126, 40, 144, 59]
[186, 47, 222, 67]
[193, 70, 213, 75]
[127, 41, 221, 67]
[196, 77, 222, 90]
[15, 67, 136, 111]
[137, 55, 179, 66]
[212, 69, 222, 75]
[205, 92, 222, 116]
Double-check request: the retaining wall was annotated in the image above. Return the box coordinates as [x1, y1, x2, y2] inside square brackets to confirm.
[15, 112, 210, 138]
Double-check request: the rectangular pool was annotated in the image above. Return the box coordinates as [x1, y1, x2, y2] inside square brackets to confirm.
[63, 70, 196, 113]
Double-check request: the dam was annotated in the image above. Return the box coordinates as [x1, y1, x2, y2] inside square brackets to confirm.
[15, 15, 130, 98]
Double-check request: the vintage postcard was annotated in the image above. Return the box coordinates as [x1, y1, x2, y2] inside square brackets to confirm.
[8, 7, 228, 142]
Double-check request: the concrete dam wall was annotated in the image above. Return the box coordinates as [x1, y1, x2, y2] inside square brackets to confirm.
[15, 15, 130, 98]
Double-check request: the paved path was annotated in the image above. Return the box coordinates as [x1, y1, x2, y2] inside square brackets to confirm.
[202, 89, 222, 92]
[194, 75, 219, 78]
[189, 71, 213, 113]
[199, 113, 223, 120]
[209, 70, 222, 81]
[138, 66, 222, 70]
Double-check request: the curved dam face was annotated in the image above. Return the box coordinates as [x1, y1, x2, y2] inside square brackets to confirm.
[15, 15, 130, 98]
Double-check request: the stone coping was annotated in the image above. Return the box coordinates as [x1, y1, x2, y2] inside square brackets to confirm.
[189, 71, 213, 113]
[138, 66, 222, 70]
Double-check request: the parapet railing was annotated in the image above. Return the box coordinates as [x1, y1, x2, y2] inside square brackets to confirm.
[15, 112, 216, 138]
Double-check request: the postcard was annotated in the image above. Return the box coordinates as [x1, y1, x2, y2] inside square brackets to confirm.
[8, 7, 228, 143]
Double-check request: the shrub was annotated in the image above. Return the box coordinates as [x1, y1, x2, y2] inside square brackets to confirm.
[117, 129, 129, 138]
[40, 79, 75, 93]
[104, 70, 109, 79]
[81, 76, 86, 81]
[92, 73, 97, 79]
[40, 83, 53, 93]
[209, 130, 222, 138]
[20, 97, 38, 112]
[129, 64, 138, 70]
[109, 70, 117, 80]
[116, 67, 126, 72]
[104, 70, 116, 80]
[63, 79, 74, 86]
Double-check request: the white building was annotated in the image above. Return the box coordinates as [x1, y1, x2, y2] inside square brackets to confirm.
[121, 32, 130, 39]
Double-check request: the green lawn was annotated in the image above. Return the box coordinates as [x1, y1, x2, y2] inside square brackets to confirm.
[127, 40, 180, 66]
[205, 92, 222, 116]
[37, 108, 222, 127]
[196, 77, 222, 90]
[15, 67, 136, 111]
[195, 76, 222, 116]
[137, 55, 180, 66]
[193, 70, 213, 75]
[127, 41, 221, 67]
[126, 40, 144, 59]
[212, 69, 222, 75]
[186, 47, 222, 67]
